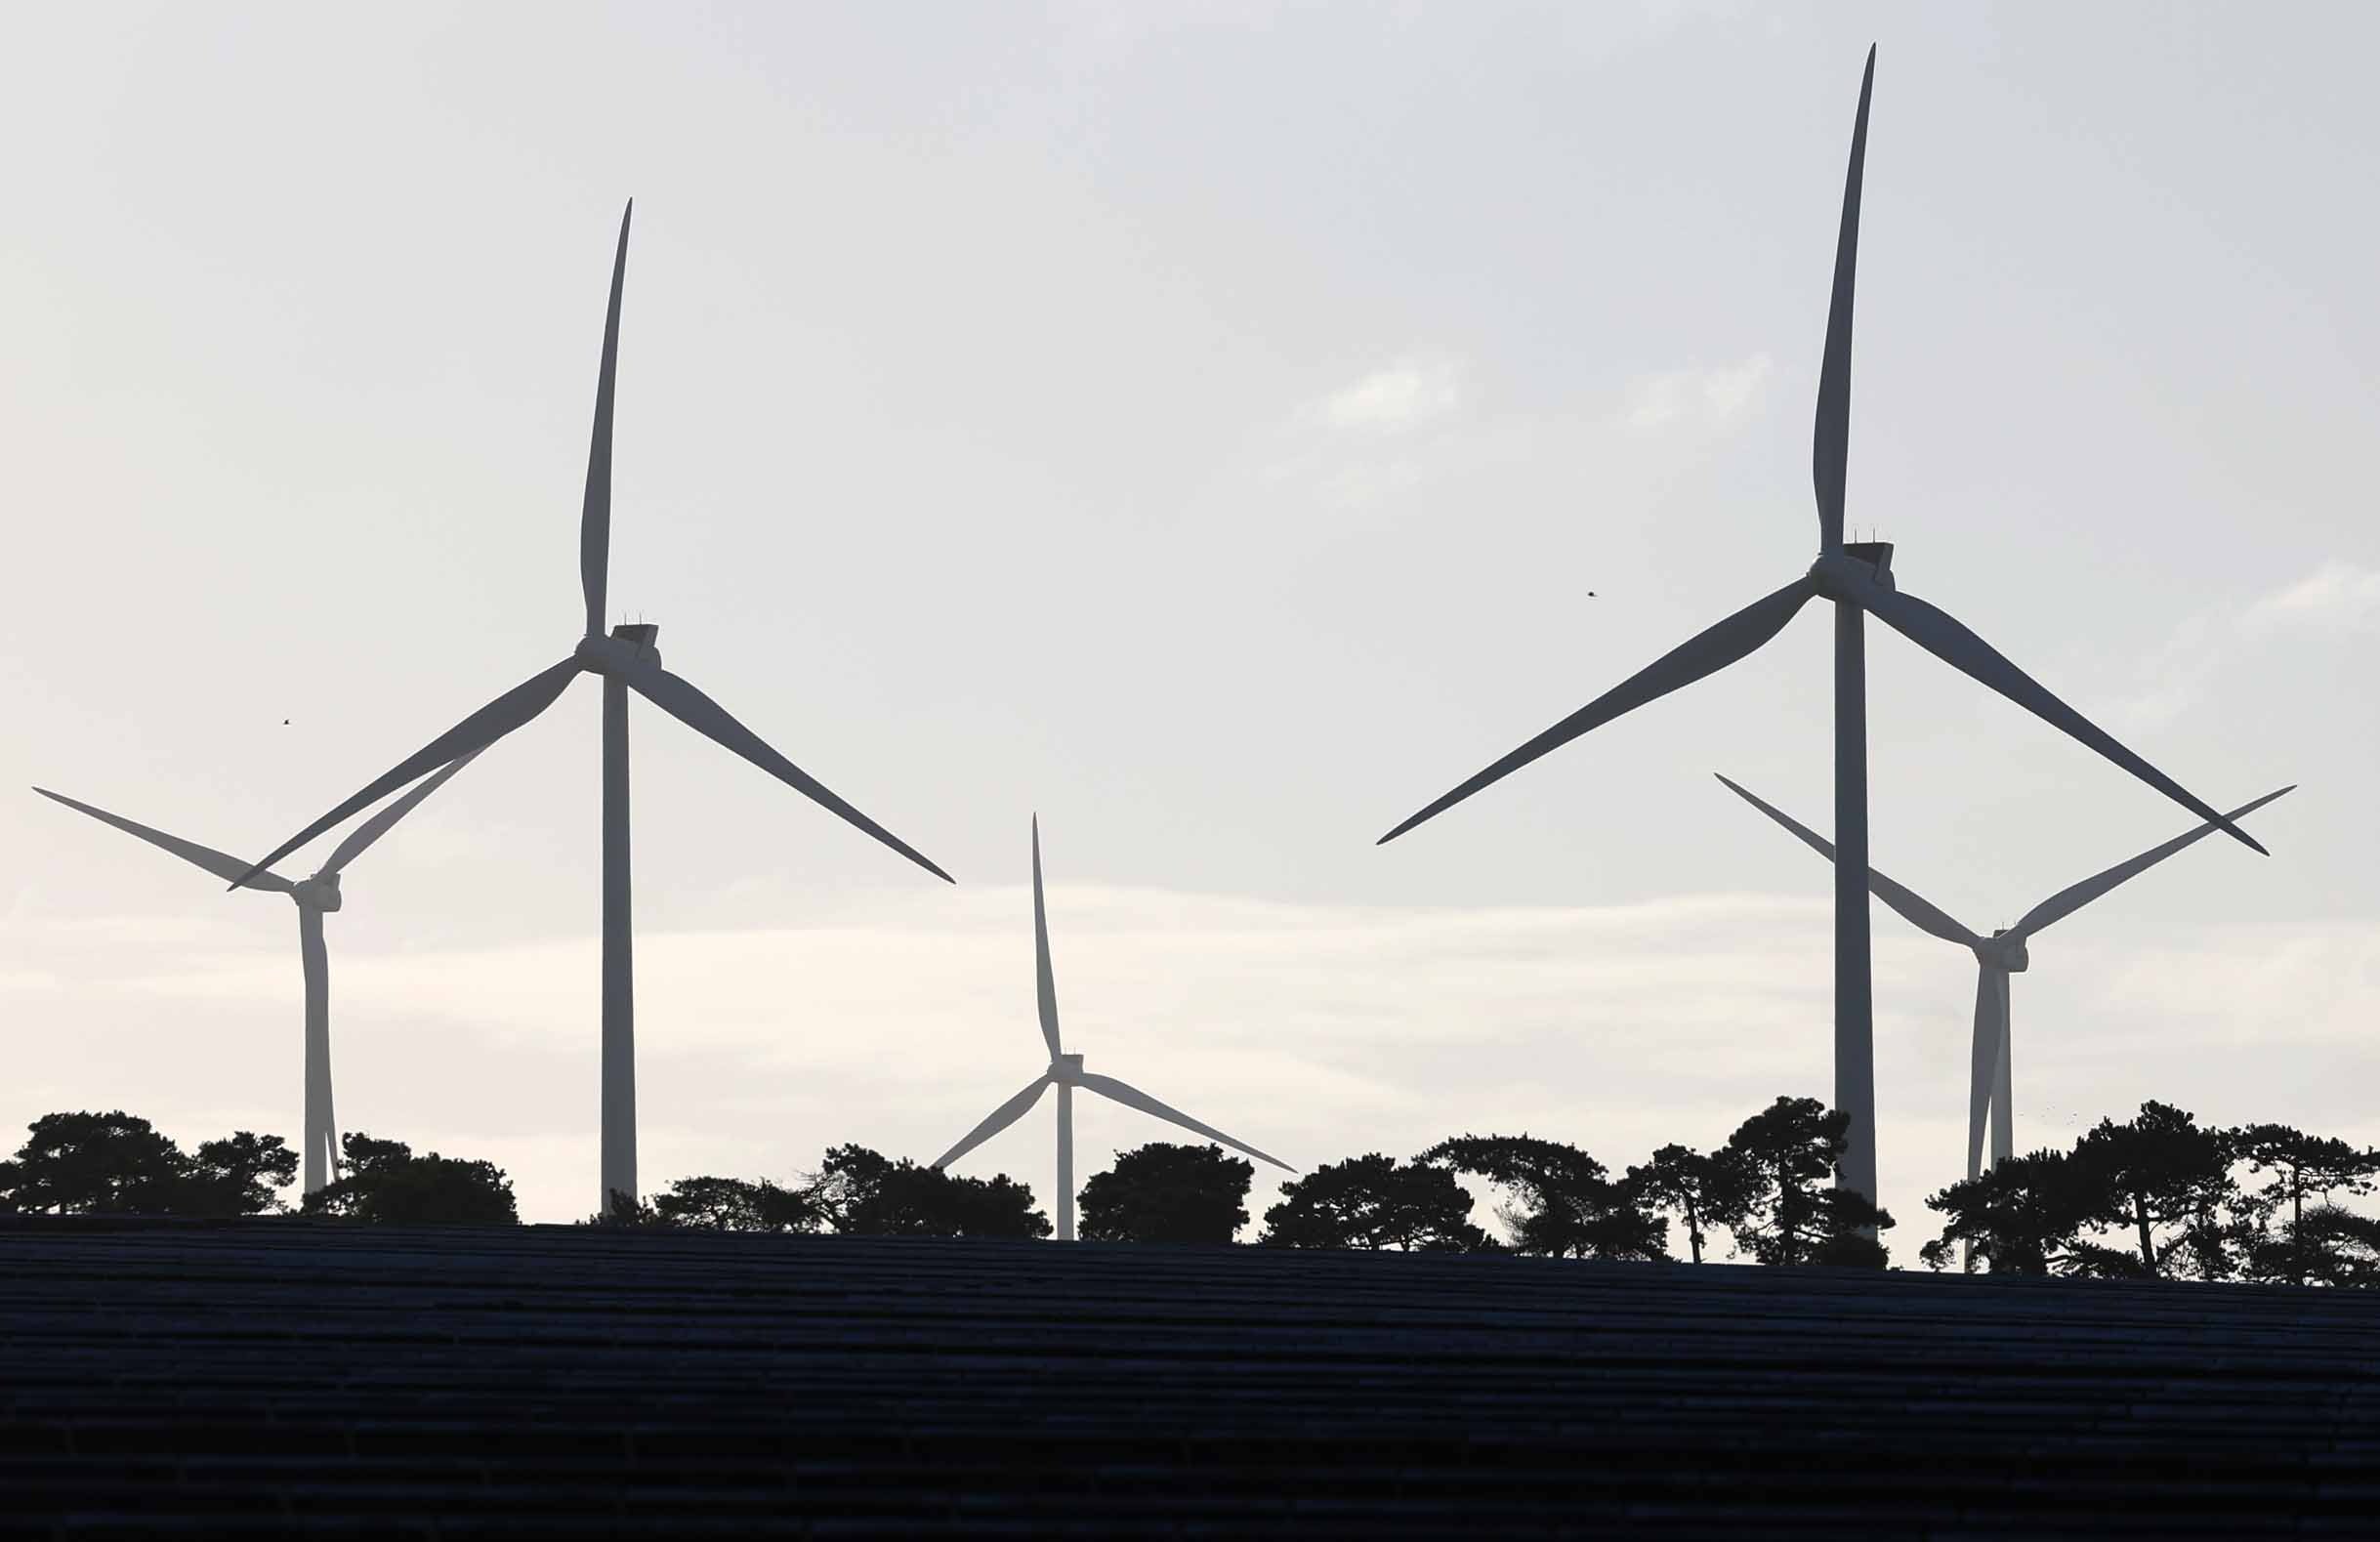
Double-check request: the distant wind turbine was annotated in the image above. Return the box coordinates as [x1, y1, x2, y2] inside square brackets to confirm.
[1715, 773, 2292, 1185]
[1375, 48, 2263, 1215]
[934, 817, 1291, 1240]
[35, 752, 478, 1193]
[229, 205, 951, 1216]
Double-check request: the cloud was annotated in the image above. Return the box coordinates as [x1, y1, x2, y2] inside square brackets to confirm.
[1621, 354, 1774, 434]
[1313, 357, 1465, 434]
[2240, 560, 2380, 635]
[2115, 559, 2380, 729]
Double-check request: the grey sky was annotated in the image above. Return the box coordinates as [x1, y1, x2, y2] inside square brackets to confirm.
[5, 3, 2374, 1247]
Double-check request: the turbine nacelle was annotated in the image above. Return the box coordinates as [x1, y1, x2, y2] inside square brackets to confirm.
[1049, 1052, 1086, 1086]
[1809, 541, 1897, 602]
[574, 623, 663, 678]
[1976, 928, 2029, 973]
[291, 873, 344, 913]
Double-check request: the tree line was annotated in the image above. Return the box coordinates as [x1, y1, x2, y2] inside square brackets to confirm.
[5, 1098, 2373, 1285]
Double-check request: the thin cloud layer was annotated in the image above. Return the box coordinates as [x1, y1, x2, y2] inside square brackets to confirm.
[2242, 560, 2380, 635]
[1622, 354, 1775, 434]
[1314, 357, 1467, 434]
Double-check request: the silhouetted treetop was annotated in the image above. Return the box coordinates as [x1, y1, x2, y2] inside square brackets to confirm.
[1258, 1153, 1493, 1253]
[301, 1132, 518, 1226]
[1424, 1134, 1665, 1261]
[1721, 1098, 1892, 1268]
[1079, 1143, 1253, 1245]
[1626, 1144, 1750, 1266]
[0, 1111, 294, 1218]
[805, 1146, 1050, 1239]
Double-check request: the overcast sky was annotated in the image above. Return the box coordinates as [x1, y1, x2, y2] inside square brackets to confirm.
[5, 3, 2374, 1253]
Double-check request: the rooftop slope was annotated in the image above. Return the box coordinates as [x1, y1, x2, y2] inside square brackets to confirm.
[4, 1219, 2378, 1537]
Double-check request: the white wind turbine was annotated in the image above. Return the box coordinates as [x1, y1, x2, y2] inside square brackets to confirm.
[1375, 48, 2263, 1216]
[34, 752, 478, 1193]
[1715, 774, 2292, 1186]
[230, 205, 951, 1215]
[933, 817, 1292, 1241]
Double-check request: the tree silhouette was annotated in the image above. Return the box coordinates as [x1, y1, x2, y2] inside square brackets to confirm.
[648, 1175, 816, 1232]
[802, 1146, 1050, 1239]
[180, 1132, 299, 1217]
[1919, 1147, 2102, 1274]
[1626, 1144, 1749, 1265]
[2232, 1124, 2380, 1286]
[2070, 1102, 2236, 1279]
[2, 1111, 207, 1214]
[1720, 1097, 1893, 1267]
[1078, 1143, 1254, 1244]
[300, 1133, 518, 1225]
[1257, 1153, 1493, 1252]
[2283, 1204, 2380, 1286]
[1424, 1134, 1665, 1261]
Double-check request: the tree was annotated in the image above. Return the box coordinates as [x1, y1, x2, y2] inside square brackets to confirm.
[1626, 1144, 1749, 1265]
[179, 1132, 299, 1217]
[2231, 1124, 2380, 1287]
[301, 1133, 519, 1225]
[1257, 1153, 1493, 1252]
[1424, 1134, 1666, 1261]
[2282, 1204, 2380, 1287]
[1720, 1097, 1893, 1268]
[650, 1175, 815, 1232]
[1078, 1143, 1254, 1244]
[801, 1145, 1050, 1239]
[2070, 1102, 2236, 1279]
[2, 1111, 192, 1214]
[1918, 1147, 2103, 1275]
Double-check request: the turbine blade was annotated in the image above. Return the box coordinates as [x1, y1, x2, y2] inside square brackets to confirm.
[319, 748, 484, 876]
[34, 789, 294, 893]
[1861, 583, 2266, 854]
[625, 664, 953, 883]
[1379, 578, 1816, 844]
[1076, 1070, 1293, 1172]
[932, 1074, 1051, 1169]
[1812, 45, 1875, 553]
[582, 201, 632, 639]
[2010, 784, 2294, 939]
[1966, 967, 1998, 1183]
[1031, 815, 1061, 1058]
[229, 657, 581, 889]
[1712, 773, 1977, 946]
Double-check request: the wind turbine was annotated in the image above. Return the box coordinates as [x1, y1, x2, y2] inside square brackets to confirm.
[933, 817, 1291, 1240]
[1716, 774, 2291, 1187]
[1374, 48, 2263, 1216]
[34, 752, 478, 1194]
[229, 204, 952, 1216]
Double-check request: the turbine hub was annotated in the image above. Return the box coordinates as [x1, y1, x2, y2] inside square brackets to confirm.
[1810, 543, 1897, 601]
[291, 873, 343, 913]
[1976, 929, 2029, 972]
[575, 623, 662, 677]
[1051, 1052, 1085, 1085]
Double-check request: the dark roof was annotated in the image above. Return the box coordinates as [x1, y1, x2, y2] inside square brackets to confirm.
[6, 1218, 2379, 1536]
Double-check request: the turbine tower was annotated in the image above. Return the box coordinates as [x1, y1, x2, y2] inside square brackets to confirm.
[1374, 49, 2263, 1216]
[1716, 774, 2291, 1186]
[35, 752, 477, 1193]
[933, 817, 1291, 1240]
[230, 205, 951, 1216]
